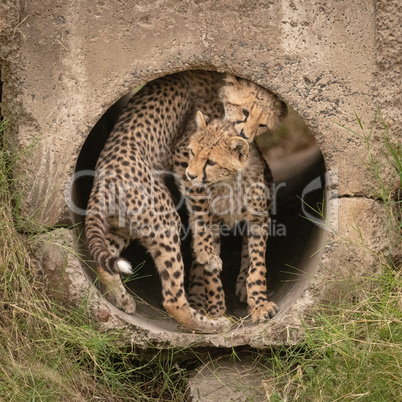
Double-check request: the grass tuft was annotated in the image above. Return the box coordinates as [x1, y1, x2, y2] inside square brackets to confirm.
[260, 267, 402, 401]
[0, 121, 188, 401]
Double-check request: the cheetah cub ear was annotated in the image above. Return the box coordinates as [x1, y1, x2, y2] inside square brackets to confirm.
[223, 74, 240, 86]
[195, 110, 209, 130]
[228, 136, 249, 162]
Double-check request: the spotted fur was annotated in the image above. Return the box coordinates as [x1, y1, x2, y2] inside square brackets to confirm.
[85, 70, 286, 332]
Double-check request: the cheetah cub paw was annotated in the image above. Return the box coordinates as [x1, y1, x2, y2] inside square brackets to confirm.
[196, 250, 223, 273]
[251, 301, 279, 323]
[105, 287, 136, 315]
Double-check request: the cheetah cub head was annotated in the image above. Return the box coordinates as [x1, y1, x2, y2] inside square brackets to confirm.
[219, 75, 288, 142]
[186, 111, 249, 185]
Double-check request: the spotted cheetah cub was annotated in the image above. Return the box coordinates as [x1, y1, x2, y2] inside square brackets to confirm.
[175, 111, 279, 323]
[85, 71, 286, 333]
[219, 75, 287, 142]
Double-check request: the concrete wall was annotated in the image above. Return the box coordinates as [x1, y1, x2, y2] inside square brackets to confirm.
[0, 0, 399, 348]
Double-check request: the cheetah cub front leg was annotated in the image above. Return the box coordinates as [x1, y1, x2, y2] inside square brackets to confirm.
[174, 136, 226, 317]
[187, 194, 226, 318]
[245, 222, 279, 323]
[190, 215, 222, 272]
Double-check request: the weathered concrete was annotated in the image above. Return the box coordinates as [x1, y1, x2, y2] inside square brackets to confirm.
[187, 356, 267, 401]
[1, 0, 400, 348]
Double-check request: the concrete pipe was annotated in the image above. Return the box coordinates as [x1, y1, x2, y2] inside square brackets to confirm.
[1, 0, 398, 349]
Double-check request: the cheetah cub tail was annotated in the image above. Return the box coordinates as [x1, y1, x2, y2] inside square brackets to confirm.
[116, 259, 133, 275]
[85, 212, 133, 276]
[101, 256, 133, 275]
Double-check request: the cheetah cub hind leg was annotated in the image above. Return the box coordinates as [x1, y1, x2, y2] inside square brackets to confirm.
[97, 260, 136, 315]
[188, 260, 207, 310]
[235, 236, 249, 303]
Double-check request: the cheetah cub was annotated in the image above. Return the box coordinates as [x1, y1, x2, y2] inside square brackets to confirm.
[174, 111, 279, 323]
[85, 71, 286, 333]
[219, 75, 287, 142]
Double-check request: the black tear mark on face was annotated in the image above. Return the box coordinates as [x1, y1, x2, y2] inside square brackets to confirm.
[201, 157, 217, 182]
[234, 108, 249, 125]
[202, 161, 208, 183]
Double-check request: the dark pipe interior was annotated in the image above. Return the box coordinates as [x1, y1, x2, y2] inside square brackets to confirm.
[72, 72, 326, 321]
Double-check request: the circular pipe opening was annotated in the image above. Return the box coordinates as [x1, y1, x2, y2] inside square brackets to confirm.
[72, 70, 327, 339]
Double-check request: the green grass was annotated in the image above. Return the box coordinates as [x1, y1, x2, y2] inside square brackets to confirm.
[260, 268, 401, 401]
[258, 109, 401, 401]
[0, 120, 189, 401]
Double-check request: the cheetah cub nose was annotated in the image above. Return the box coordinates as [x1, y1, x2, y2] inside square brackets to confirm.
[239, 129, 249, 140]
[186, 172, 197, 181]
